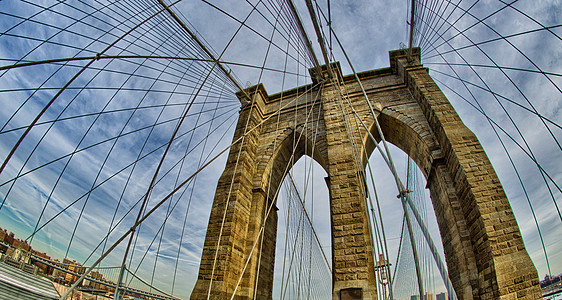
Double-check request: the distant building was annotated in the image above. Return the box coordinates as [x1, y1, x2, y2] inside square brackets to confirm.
[411, 292, 436, 300]
[424, 292, 435, 300]
[0, 226, 55, 275]
[541, 273, 562, 288]
[0, 226, 113, 291]
[63, 258, 86, 284]
[0, 228, 15, 246]
[83, 270, 105, 290]
[31, 250, 51, 274]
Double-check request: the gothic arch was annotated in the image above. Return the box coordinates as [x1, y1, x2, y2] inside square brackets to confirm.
[361, 108, 436, 177]
[191, 49, 540, 299]
[362, 105, 480, 299]
[254, 126, 329, 202]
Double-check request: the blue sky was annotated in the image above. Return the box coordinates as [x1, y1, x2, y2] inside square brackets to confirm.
[0, 0, 560, 298]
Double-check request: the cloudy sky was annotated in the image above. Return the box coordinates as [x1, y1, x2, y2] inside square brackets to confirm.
[0, 0, 560, 298]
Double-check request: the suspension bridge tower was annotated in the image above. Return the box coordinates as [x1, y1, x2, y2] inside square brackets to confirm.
[190, 48, 542, 299]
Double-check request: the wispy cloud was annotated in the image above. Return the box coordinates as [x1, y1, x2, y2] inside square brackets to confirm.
[0, 0, 559, 298]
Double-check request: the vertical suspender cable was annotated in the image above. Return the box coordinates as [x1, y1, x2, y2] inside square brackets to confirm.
[285, 0, 322, 76]
[408, 0, 416, 60]
[405, 160, 425, 298]
[320, 15, 457, 298]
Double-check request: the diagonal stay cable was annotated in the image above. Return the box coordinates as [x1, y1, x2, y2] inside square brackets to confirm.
[0, 0, 187, 177]
[0, 103, 237, 190]
[15, 7, 189, 247]
[417, 0, 562, 148]
[433, 76, 553, 275]
[78, 109, 239, 269]
[287, 173, 332, 272]
[57, 71, 324, 299]
[423, 37, 562, 217]
[62, 10, 189, 259]
[317, 12, 458, 297]
[498, 0, 562, 42]
[156, 0, 246, 96]
[0, 0, 162, 132]
[145, 75, 224, 291]
[426, 68, 560, 130]
[232, 85, 325, 300]
[22, 106, 239, 260]
[170, 78, 232, 295]
[421, 0, 518, 56]
[416, 7, 561, 216]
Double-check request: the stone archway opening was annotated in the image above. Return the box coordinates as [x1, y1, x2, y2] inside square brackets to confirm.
[192, 49, 541, 299]
[272, 155, 332, 299]
[365, 142, 447, 298]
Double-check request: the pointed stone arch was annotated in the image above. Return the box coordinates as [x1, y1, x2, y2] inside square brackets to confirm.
[361, 89, 480, 299]
[255, 125, 329, 203]
[191, 49, 541, 299]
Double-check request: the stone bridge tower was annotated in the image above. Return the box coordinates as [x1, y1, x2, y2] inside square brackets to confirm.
[191, 49, 541, 299]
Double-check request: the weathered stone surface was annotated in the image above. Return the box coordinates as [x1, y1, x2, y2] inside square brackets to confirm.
[191, 49, 540, 299]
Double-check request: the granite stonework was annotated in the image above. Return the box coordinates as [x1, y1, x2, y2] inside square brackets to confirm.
[191, 49, 541, 299]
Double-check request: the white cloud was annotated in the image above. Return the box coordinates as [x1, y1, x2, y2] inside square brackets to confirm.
[0, 0, 560, 298]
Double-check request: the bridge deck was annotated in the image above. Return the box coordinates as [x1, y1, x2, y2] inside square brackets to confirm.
[0, 260, 59, 300]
